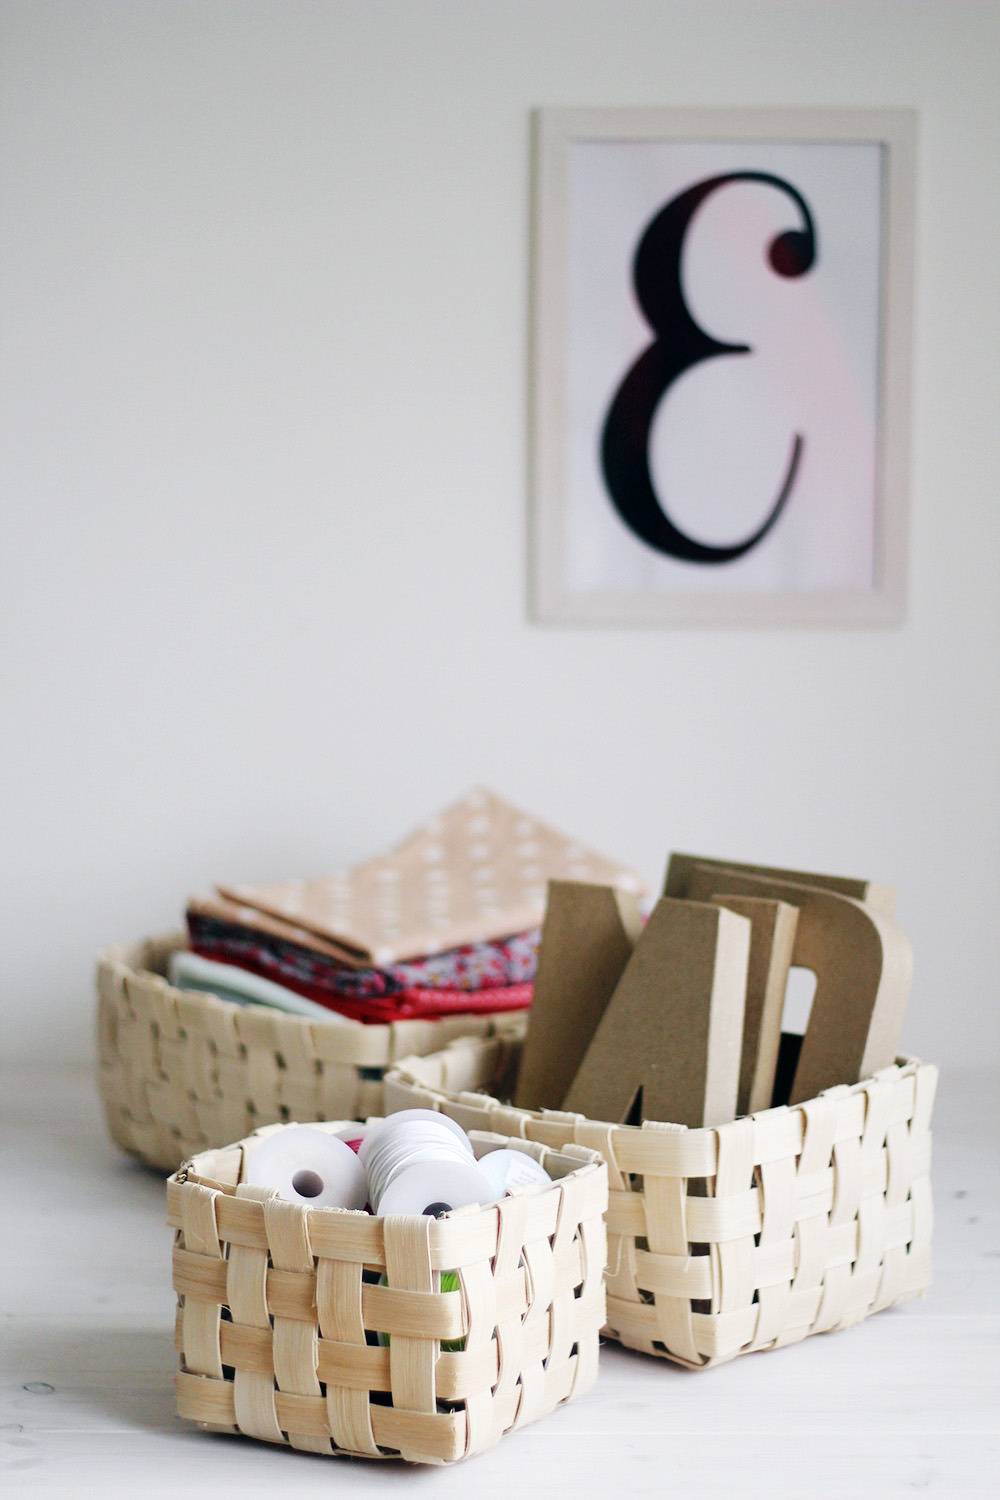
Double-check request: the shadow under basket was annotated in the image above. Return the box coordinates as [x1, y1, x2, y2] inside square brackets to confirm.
[97, 935, 530, 1172]
[168, 1123, 607, 1464]
[383, 1034, 937, 1370]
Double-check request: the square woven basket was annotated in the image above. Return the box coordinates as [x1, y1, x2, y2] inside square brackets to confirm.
[168, 1121, 607, 1464]
[384, 1033, 937, 1369]
[97, 934, 528, 1172]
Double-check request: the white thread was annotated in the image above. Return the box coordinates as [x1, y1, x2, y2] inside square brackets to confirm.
[365, 1126, 475, 1211]
[477, 1148, 551, 1196]
[244, 1126, 368, 1209]
[360, 1112, 482, 1216]
[377, 1159, 493, 1217]
[358, 1109, 470, 1160]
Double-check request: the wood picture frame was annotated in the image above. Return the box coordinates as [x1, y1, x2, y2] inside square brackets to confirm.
[529, 107, 916, 627]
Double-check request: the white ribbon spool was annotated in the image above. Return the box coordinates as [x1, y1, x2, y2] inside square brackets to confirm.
[361, 1111, 489, 1218]
[357, 1109, 473, 1171]
[476, 1148, 551, 1197]
[244, 1126, 368, 1210]
[376, 1159, 493, 1218]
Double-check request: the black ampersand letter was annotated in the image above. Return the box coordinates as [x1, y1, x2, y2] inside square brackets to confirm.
[600, 171, 817, 563]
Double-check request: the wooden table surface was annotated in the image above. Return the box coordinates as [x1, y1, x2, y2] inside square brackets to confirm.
[2, 1065, 997, 1497]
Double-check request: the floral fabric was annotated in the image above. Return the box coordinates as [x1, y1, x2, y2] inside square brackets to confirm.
[187, 907, 540, 997]
[187, 937, 533, 1023]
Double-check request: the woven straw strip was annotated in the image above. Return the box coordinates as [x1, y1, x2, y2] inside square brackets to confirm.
[175, 1311, 555, 1400]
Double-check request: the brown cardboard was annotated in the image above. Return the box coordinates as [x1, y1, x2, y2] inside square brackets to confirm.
[666, 852, 896, 918]
[219, 788, 645, 965]
[513, 880, 642, 1109]
[562, 897, 750, 1128]
[188, 893, 368, 967]
[709, 896, 799, 1115]
[681, 865, 912, 1102]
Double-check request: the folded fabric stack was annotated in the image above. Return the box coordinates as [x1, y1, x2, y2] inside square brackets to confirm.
[178, 788, 644, 1024]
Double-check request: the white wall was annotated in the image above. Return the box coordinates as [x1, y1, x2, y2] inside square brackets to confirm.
[2, 0, 998, 1071]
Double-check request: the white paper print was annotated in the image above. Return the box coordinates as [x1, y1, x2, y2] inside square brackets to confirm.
[564, 139, 883, 596]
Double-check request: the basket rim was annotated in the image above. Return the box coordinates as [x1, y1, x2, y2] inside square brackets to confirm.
[173, 1120, 603, 1205]
[385, 1041, 936, 1156]
[167, 1122, 608, 1275]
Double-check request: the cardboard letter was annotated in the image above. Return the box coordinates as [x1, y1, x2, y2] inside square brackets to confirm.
[666, 852, 896, 918]
[681, 866, 912, 1102]
[709, 896, 799, 1115]
[562, 898, 750, 1128]
[513, 881, 642, 1110]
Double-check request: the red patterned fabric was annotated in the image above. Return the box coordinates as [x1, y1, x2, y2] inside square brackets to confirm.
[187, 907, 539, 996]
[189, 942, 533, 1023]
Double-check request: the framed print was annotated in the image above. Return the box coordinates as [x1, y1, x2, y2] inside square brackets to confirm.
[530, 108, 915, 626]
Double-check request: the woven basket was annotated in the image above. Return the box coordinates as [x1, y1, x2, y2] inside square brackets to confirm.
[384, 1033, 936, 1369]
[97, 934, 530, 1172]
[168, 1121, 607, 1464]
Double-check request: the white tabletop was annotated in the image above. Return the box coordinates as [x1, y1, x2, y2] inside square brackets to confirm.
[2, 1066, 997, 1498]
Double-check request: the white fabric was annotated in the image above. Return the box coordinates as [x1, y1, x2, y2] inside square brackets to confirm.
[168, 949, 360, 1024]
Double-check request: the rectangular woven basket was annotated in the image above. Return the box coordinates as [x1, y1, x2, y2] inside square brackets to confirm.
[168, 1121, 607, 1464]
[384, 1034, 937, 1369]
[97, 934, 528, 1171]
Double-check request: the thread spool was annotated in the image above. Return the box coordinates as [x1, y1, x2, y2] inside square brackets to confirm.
[366, 1125, 480, 1213]
[362, 1112, 491, 1218]
[357, 1109, 472, 1170]
[361, 1113, 474, 1203]
[376, 1159, 493, 1217]
[244, 1126, 368, 1210]
[477, 1148, 551, 1197]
